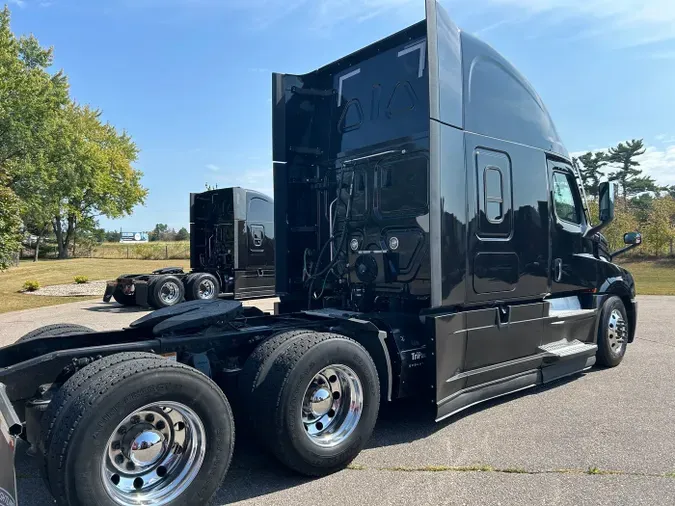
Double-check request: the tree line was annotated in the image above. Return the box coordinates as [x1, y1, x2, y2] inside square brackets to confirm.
[93, 224, 190, 244]
[0, 7, 146, 268]
[574, 139, 675, 257]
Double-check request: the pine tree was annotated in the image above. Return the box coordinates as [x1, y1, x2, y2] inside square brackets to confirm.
[606, 139, 657, 206]
[574, 151, 607, 196]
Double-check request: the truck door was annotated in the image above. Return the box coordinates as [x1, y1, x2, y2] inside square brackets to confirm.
[234, 192, 275, 298]
[245, 194, 274, 268]
[459, 134, 549, 381]
[547, 160, 594, 294]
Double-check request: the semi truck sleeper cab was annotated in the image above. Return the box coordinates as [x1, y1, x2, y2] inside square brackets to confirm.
[0, 2, 641, 505]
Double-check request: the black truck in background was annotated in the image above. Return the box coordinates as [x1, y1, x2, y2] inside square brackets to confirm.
[103, 187, 275, 309]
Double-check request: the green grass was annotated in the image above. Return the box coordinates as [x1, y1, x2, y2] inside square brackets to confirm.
[0, 258, 672, 315]
[618, 259, 675, 295]
[0, 258, 190, 314]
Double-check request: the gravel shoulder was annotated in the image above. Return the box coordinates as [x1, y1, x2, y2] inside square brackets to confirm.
[22, 280, 108, 297]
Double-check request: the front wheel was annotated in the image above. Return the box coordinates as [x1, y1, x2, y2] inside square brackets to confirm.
[596, 296, 629, 367]
[45, 358, 234, 506]
[243, 332, 380, 476]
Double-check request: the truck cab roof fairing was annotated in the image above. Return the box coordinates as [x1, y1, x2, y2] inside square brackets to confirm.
[461, 31, 568, 158]
[426, 0, 568, 157]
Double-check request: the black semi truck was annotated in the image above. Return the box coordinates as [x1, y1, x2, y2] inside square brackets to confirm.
[0, 2, 642, 505]
[103, 187, 275, 309]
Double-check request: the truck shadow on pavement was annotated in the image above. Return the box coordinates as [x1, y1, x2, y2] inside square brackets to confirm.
[15, 373, 585, 505]
[214, 373, 583, 504]
[83, 303, 149, 314]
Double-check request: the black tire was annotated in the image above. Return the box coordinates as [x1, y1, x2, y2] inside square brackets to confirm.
[185, 272, 220, 301]
[38, 352, 160, 490]
[45, 358, 235, 506]
[17, 324, 94, 343]
[147, 275, 185, 309]
[182, 273, 198, 301]
[112, 287, 136, 306]
[238, 329, 318, 402]
[596, 296, 629, 368]
[245, 332, 380, 476]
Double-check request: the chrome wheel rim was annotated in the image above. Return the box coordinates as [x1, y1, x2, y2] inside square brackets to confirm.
[159, 281, 181, 305]
[301, 364, 363, 448]
[607, 308, 627, 355]
[197, 279, 216, 299]
[102, 402, 206, 506]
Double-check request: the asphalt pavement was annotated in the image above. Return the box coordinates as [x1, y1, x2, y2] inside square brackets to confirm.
[4, 295, 675, 505]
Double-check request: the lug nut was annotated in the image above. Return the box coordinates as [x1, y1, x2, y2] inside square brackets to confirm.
[156, 421, 166, 430]
[145, 414, 155, 423]
[111, 441, 121, 451]
[115, 454, 124, 465]
[131, 415, 141, 424]
[117, 426, 127, 435]
[126, 462, 136, 471]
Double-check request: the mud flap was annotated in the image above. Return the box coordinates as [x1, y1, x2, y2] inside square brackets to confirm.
[102, 280, 116, 302]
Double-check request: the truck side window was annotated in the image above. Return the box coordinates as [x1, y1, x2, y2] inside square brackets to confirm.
[484, 167, 503, 223]
[552, 172, 581, 224]
[476, 149, 512, 239]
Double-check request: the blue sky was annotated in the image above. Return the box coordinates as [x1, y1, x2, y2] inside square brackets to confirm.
[8, 0, 675, 232]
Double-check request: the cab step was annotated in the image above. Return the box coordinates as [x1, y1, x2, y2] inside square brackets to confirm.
[539, 339, 597, 358]
[539, 339, 598, 383]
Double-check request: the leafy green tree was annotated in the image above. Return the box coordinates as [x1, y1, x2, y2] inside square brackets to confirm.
[643, 197, 675, 256]
[0, 7, 68, 171]
[588, 198, 639, 253]
[44, 104, 147, 258]
[574, 151, 607, 196]
[105, 230, 122, 243]
[606, 139, 657, 206]
[176, 227, 190, 241]
[149, 224, 169, 242]
[630, 193, 654, 226]
[0, 184, 22, 269]
[2, 7, 145, 260]
[0, 6, 67, 265]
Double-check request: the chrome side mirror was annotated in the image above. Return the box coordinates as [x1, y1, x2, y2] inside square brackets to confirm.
[624, 232, 642, 245]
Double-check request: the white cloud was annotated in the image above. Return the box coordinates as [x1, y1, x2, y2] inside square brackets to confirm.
[636, 145, 675, 186]
[478, 0, 675, 47]
[205, 164, 220, 172]
[8, 0, 26, 7]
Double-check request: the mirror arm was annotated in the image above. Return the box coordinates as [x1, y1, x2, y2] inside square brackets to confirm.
[610, 243, 639, 261]
[584, 217, 613, 238]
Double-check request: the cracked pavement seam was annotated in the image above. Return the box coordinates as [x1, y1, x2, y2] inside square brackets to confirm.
[347, 464, 675, 478]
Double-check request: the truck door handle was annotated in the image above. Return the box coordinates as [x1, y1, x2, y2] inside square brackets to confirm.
[554, 258, 563, 282]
